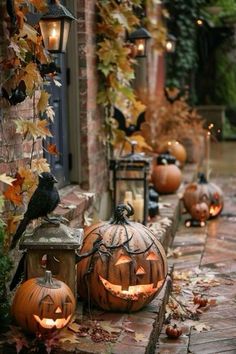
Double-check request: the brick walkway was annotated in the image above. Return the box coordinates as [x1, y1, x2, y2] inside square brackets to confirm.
[157, 142, 236, 354]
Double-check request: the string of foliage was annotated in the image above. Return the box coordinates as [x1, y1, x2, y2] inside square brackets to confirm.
[163, 0, 207, 97]
[0, 0, 59, 248]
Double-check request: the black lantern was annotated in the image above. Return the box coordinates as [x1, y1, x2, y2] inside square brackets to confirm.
[129, 27, 151, 57]
[166, 34, 176, 53]
[109, 141, 152, 225]
[39, 0, 75, 53]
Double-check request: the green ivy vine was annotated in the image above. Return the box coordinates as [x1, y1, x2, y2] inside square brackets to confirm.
[164, 0, 207, 98]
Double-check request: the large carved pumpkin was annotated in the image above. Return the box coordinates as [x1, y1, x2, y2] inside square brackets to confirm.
[151, 154, 182, 194]
[183, 173, 223, 218]
[77, 204, 167, 312]
[11, 270, 75, 334]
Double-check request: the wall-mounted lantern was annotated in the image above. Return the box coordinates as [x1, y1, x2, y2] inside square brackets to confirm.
[165, 34, 176, 53]
[129, 27, 152, 57]
[39, 0, 75, 53]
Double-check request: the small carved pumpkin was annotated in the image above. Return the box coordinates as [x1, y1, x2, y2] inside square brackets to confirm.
[190, 202, 209, 222]
[165, 324, 182, 338]
[193, 294, 208, 307]
[183, 173, 223, 218]
[77, 204, 167, 312]
[152, 154, 182, 194]
[11, 270, 75, 334]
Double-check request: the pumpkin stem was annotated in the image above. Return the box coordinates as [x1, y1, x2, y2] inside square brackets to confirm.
[198, 172, 208, 184]
[110, 203, 134, 225]
[37, 270, 61, 289]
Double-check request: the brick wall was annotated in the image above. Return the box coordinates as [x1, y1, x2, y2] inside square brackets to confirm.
[77, 0, 108, 194]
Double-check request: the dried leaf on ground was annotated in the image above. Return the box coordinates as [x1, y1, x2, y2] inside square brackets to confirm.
[134, 332, 146, 342]
[193, 322, 211, 332]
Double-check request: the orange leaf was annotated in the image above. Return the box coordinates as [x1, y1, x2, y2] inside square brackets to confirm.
[47, 143, 59, 155]
[4, 185, 22, 206]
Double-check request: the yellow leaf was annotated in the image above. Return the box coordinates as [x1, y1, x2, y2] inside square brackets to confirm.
[134, 332, 146, 342]
[31, 158, 50, 173]
[19, 23, 38, 43]
[15, 118, 52, 139]
[18, 167, 37, 195]
[37, 91, 50, 114]
[0, 173, 16, 186]
[22, 63, 42, 95]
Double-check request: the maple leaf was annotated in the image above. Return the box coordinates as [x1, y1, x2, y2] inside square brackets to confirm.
[68, 322, 81, 333]
[0, 173, 16, 186]
[47, 143, 59, 155]
[53, 79, 62, 87]
[31, 158, 50, 173]
[22, 63, 42, 95]
[15, 118, 52, 139]
[18, 167, 37, 194]
[36, 119, 52, 138]
[19, 23, 38, 43]
[45, 105, 55, 122]
[4, 185, 22, 206]
[37, 90, 51, 114]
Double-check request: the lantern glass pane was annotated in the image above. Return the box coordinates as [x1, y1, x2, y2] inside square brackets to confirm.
[39, 20, 61, 52]
[135, 39, 146, 57]
[115, 169, 145, 223]
[61, 20, 70, 52]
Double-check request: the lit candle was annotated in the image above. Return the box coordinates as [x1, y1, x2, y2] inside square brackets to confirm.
[133, 194, 144, 223]
[206, 131, 210, 180]
[48, 28, 58, 50]
[137, 42, 144, 56]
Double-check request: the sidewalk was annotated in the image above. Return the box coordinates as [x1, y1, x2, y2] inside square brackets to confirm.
[156, 142, 236, 354]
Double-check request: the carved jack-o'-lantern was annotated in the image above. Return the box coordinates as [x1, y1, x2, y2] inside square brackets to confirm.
[11, 270, 76, 334]
[77, 204, 167, 312]
[190, 202, 210, 222]
[183, 173, 223, 218]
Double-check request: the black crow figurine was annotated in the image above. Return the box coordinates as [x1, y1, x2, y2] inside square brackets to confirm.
[10, 172, 60, 250]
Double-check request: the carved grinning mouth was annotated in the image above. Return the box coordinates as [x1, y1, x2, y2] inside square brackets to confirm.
[33, 314, 72, 329]
[99, 275, 163, 301]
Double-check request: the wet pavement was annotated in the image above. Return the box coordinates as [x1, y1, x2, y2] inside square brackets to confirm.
[157, 142, 236, 354]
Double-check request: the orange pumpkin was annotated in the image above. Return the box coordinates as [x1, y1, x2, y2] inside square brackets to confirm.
[190, 202, 210, 222]
[165, 324, 182, 338]
[77, 204, 167, 312]
[183, 173, 223, 218]
[11, 270, 75, 334]
[152, 154, 182, 194]
[160, 140, 187, 167]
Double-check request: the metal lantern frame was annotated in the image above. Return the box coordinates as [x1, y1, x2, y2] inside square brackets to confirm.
[39, 0, 75, 53]
[128, 27, 152, 58]
[110, 150, 152, 225]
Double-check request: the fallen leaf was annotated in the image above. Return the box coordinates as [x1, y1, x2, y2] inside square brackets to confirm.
[134, 332, 146, 342]
[99, 321, 121, 334]
[193, 322, 211, 332]
[68, 322, 81, 333]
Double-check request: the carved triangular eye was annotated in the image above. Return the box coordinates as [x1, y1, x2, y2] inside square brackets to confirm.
[65, 296, 72, 304]
[55, 306, 62, 313]
[146, 252, 158, 261]
[40, 295, 54, 305]
[115, 255, 132, 266]
[136, 266, 146, 275]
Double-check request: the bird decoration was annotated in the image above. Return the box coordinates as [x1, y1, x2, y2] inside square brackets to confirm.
[10, 172, 60, 250]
